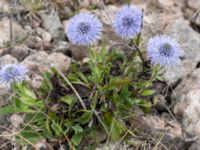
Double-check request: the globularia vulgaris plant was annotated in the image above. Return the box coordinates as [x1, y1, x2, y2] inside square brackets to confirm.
[0, 4, 183, 149]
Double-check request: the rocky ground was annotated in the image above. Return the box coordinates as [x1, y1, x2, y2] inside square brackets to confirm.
[1, 0, 200, 149]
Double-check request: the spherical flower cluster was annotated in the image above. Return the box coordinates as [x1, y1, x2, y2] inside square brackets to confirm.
[113, 5, 143, 39]
[147, 35, 183, 67]
[0, 64, 28, 86]
[66, 13, 103, 46]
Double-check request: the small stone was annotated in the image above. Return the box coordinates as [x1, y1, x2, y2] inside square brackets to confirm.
[40, 11, 65, 40]
[188, 0, 200, 11]
[1, 131, 12, 141]
[31, 19, 41, 28]
[10, 46, 31, 61]
[22, 51, 71, 74]
[173, 69, 200, 137]
[47, 52, 71, 71]
[22, 51, 50, 74]
[0, 54, 18, 67]
[69, 45, 88, 60]
[78, 0, 90, 8]
[0, 48, 3, 56]
[158, 0, 175, 7]
[35, 141, 47, 150]
[95, 5, 118, 25]
[30, 74, 43, 89]
[132, 115, 183, 149]
[25, 35, 43, 50]
[53, 41, 69, 53]
[184, 8, 194, 19]
[191, 11, 200, 26]
[0, 86, 10, 105]
[36, 27, 52, 42]
[175, 0, 187, 9]
[0, 0, 9, 13]
[188, 140, 200, 150]
[0, 17, 26, 47]
[24, 25, 34, 34]
[10, 114, 24, 128]
[91, 0, 105, 8]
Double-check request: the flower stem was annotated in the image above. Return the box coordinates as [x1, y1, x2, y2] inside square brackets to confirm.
[109, 42, 146, 71]
[131, 41, 145, 66]
[55, 68, 87, 110]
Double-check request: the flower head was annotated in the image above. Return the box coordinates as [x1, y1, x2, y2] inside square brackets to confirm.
[0, 64, 28, 86]
[147, 35, 183, 67]
[113, 5, 143, 39]
[66, 13, 103, 46]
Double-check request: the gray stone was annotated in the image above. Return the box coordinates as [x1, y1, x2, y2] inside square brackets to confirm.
[91, 0, 105, 8]
[53, 41, 69, 53]
[36, 27, 52, 42]
[22, 51, 50, 74]
[158, 0, 175, 7]
[40, 11, 65, 40]
[78, 0, 90, 8]
[188, 0, 200, 11]
[29, 74, 43, 89]
[10, 46, 32, 61]
[175, 0, 187, 9]
[0, 0, 9, 13]
[0, 86, 10, 105]
[173, 69, 200, 137]
[47, 52, 71, 71]
[0, 54, 18, 67]
[25, 35, 51, 50]
[190, 10, 200, 27]
[94, 5, 117, 25]
[25, 35, 42, 50]
[132, 114, 183, 149]
[22, 51, 71, 74]
[188, 140, 200, 150]
[10, 114, 24, 128]
[0, 18, 26, 48]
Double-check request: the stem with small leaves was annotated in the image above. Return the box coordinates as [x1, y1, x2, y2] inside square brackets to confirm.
[55, 68, 87, 110]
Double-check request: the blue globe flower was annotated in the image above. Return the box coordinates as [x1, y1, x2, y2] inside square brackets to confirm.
[147, 35, 183, 67]
[0, 64, 28, 86]
[113, 5, 143, 39]
[66, 13, 103, 46]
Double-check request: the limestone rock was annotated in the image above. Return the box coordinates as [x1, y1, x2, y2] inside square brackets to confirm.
[22, 51, 71, 74]
[173, 69, 200, 137]
[0, 18, 26, 48]
[0, 54, 18, 67]
[187, 0, 200, 11]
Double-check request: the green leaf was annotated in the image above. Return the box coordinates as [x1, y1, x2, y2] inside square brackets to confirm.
[43, 118, 53, 139]
[75, 111, 93, 125]
[19, 95, 36, 106]
[75, 71, 89, 84]
[16, 127, 42, 145]
[0, 105, 36, 116]
[137, 101, 152, 113]
[39, 72, 53, 93]
[156, 76, 164, 81]
[72, 125, 83, 134]
[0, 105, 16, 116]
[141, 90, 155, 96]
[51, 122, 62, 137]
[25, 113, 46, 123]
[110, 119, 121, 141]
[23, 88, 37, 99]
[60, 96, 73, 105]
[71, 133, 83, 146]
